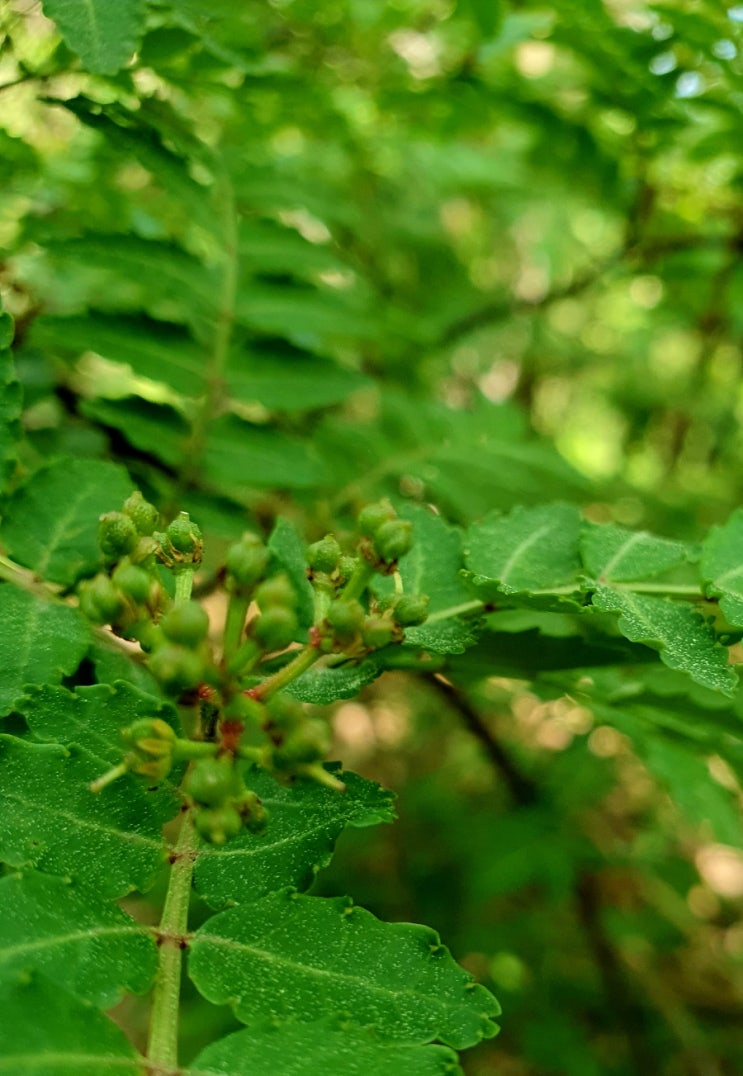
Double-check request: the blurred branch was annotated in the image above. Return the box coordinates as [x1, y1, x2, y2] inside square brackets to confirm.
[429, 674, 538, 807]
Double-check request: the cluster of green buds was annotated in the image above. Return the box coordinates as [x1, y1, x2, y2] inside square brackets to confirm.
[184, 756, 267, 845]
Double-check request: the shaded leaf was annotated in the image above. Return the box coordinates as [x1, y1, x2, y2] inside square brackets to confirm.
[0, 871, 157, 1007]
[193, 766, 395, 908]
[1, 458, 133, 585]
[287, 655, 385, 704]
[0, 736, 169, 897]
[190, 891, 500, 1049]
[591, 586, 736, 696]
[41, 0, 145, 75]
[0, 309, 21, 492]
[204, 415, 324, 493]
[192, 1020, 461, 1076]
[267, 517, 315, 629]
[0, 587, 90, 717]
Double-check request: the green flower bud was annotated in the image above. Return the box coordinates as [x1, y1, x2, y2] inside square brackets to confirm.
[161, 600, 209, 647]
[195, 804, 243, 845]
[394, 593, 430, 627]
[273, 720, 329, 769]
[225, 533, 269, 591]
[358, 499, 396, 538]
[254, 573, 296, 611]
[122, 717, 176, 780]
[307, 535, 342, 574]
[99, 511, 138, 562]
[112, 561, 152, 605]
[122, 491, 159, 536]
[184, 757, 241, 807]
[234, 789, 268, 834]
[253, 606, 298, 651]
[265, 692, 305, 731]
[374, 519, 413, 564]
[78, 573, 126, 624]
[361, 616, 395, 649]
[335, 555, 358, 585]
[148, 644, 205, 693]
[326, 599, 365, 640]
[165, 512, 203, 562]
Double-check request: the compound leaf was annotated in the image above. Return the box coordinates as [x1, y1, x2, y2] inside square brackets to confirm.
[189, 890, 500, 1050]
[0, 974, 142, 1073]
[41, 0, 146, 75]
[191, 1020, 461, 1076]
[0, 871, 157, 1007]
[0, 587, 90, 717]
[581, 522, 691, 582]
[193, 767, 395, 908]
[701, 508, 743, 627]
[0, 736, 169, 898]
[1, 458, 133, 585]
[465, 503, 582, 609]
[591, 586, 736, 697]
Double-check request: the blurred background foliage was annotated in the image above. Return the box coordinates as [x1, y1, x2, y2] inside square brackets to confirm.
[3, 0, 743, 1072]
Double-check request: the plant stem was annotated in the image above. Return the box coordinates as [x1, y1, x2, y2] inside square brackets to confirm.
[174, 568, 195, 604]
[341, 561, 375, 604]
[0, 553, 61, 599]
[146, 810, 196, 1072]
[250, 644, 322, 701]
[223, 593, 250, 665]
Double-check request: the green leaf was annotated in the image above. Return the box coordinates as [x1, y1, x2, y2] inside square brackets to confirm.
[189, 891, 500, 1049]
[193, 766, 395, 908]
[391, 506, 480, 655]
[192, 1020, 462, 1076]
[0, 587, 90, 717]
[0, 975, 141, 1073]
[0, 736, 169, 897]
[581, 522, 691, 582]
[228, 349, 369, 412]
[465, 503, 582, 609]
[204, 415, 324, 493]
[41, 0, 146, 75]
[0, 871, 157, 1007]
[267, 517, 315, 629]
[591, 586, 736, 696]
[1, 458, 133, 585]
[287, 655, 385, 704]
[701, 508, 743, 627]
[0, 312, 22, 492]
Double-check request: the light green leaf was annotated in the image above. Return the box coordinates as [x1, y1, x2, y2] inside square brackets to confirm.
[465, 503, 582, 609]
[79, 398, 188, 469]
[191, 1020, 461, 1076]
[204, 415, 324, 493]
[0, 975, 142, 1073]
[267, 517, 315, 629]
[581, 522, 691, 582]
[0, 310, 22, 492]
[287, 655, 385, 704]
[189, 891, 500, 1049]
[591, 586, 736, 696]
[381, 506, 480, 655]
[0, 587, 90, 717]
[701, 508, 743, 626]
[0, 736, 169, 897]
[228, 349, 369, 412]
[1, 458, 133, 585]
[0, 871, 157, 1007]
[41, 0, 146, 75]
[193, 766, 395, 908]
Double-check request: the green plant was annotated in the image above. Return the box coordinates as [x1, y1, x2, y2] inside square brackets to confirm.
[4, 2, 743, 1074]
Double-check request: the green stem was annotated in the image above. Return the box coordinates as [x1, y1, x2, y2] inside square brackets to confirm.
[223, 593, 250, 665]
[174, 568, 195, 604]
[228, 637, 260, 677]
[146, 810, 196, 1071]
[0, 553, 61, 599]
[172, 739, 219, 761]
[341, 561, 375, 604]
[251, 645, 322, 702]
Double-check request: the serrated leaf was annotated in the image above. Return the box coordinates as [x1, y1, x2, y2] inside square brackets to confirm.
[267, 517, 315, 629]
[191, 1020, 461, 1076]
[193, 767, 395, 908]
[701, 508, 743, 627]
[0, 587, 90, 717]
[465, 503, 582, 609]
[380, 506, 481, 655]
[287, 655, 385, 704]
[591, 586, 736, 696]
[581, 522, 691, 582]
[0, 975, 142, 1073]
[0, 736, 169, 897]
[190, 891, 500, 1049]
[1, 458, 133, 585]
[41, 0, 146, 75]
[0, 871, 157, 1007]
